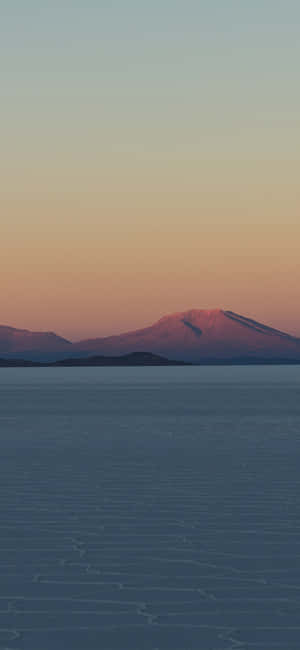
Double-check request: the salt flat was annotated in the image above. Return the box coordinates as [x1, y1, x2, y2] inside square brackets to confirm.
[0, 366, 299, 649]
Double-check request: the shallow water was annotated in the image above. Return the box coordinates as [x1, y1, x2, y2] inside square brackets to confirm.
[0, 366, 300, 649]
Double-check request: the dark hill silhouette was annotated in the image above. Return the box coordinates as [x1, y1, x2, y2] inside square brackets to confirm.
[52, 352, 188, 366]
[0, 352, 187, 367]
[0, 358, 41, 367]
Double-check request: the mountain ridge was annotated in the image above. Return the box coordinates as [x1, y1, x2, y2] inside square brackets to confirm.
[0, 309, 299, 362]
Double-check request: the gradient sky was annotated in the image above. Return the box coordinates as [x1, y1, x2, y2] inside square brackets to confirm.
[1, 1, 299, 340]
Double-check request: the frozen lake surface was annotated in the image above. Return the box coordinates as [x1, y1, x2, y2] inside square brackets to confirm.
[0, 365, 300, 649]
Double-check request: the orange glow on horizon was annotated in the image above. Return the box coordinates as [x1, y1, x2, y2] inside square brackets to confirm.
[1, 205, 299, 340]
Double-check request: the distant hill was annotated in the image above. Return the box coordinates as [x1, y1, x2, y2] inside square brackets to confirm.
[0, 325, 71, 361]
[0, 310, 299, 363]
[52, 352, 188, 366]
[0, 358, 40, 367]
[0, 352, 187, 367]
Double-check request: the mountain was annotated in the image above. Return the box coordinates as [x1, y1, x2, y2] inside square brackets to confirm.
[0, 325, 72, 361]
[73, 309, 300, 363]
[0, 310, 299, 363]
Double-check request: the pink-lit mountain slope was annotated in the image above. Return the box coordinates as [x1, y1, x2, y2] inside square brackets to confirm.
[74, 309, 300, 363]
[0, 325, 72, 361]
[1, 311, 299, 363]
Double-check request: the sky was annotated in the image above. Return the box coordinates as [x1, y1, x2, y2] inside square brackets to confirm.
[1, 0, 299, 340]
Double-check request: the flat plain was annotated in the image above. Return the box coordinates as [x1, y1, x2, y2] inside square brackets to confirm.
[0, 365, 299, 649]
